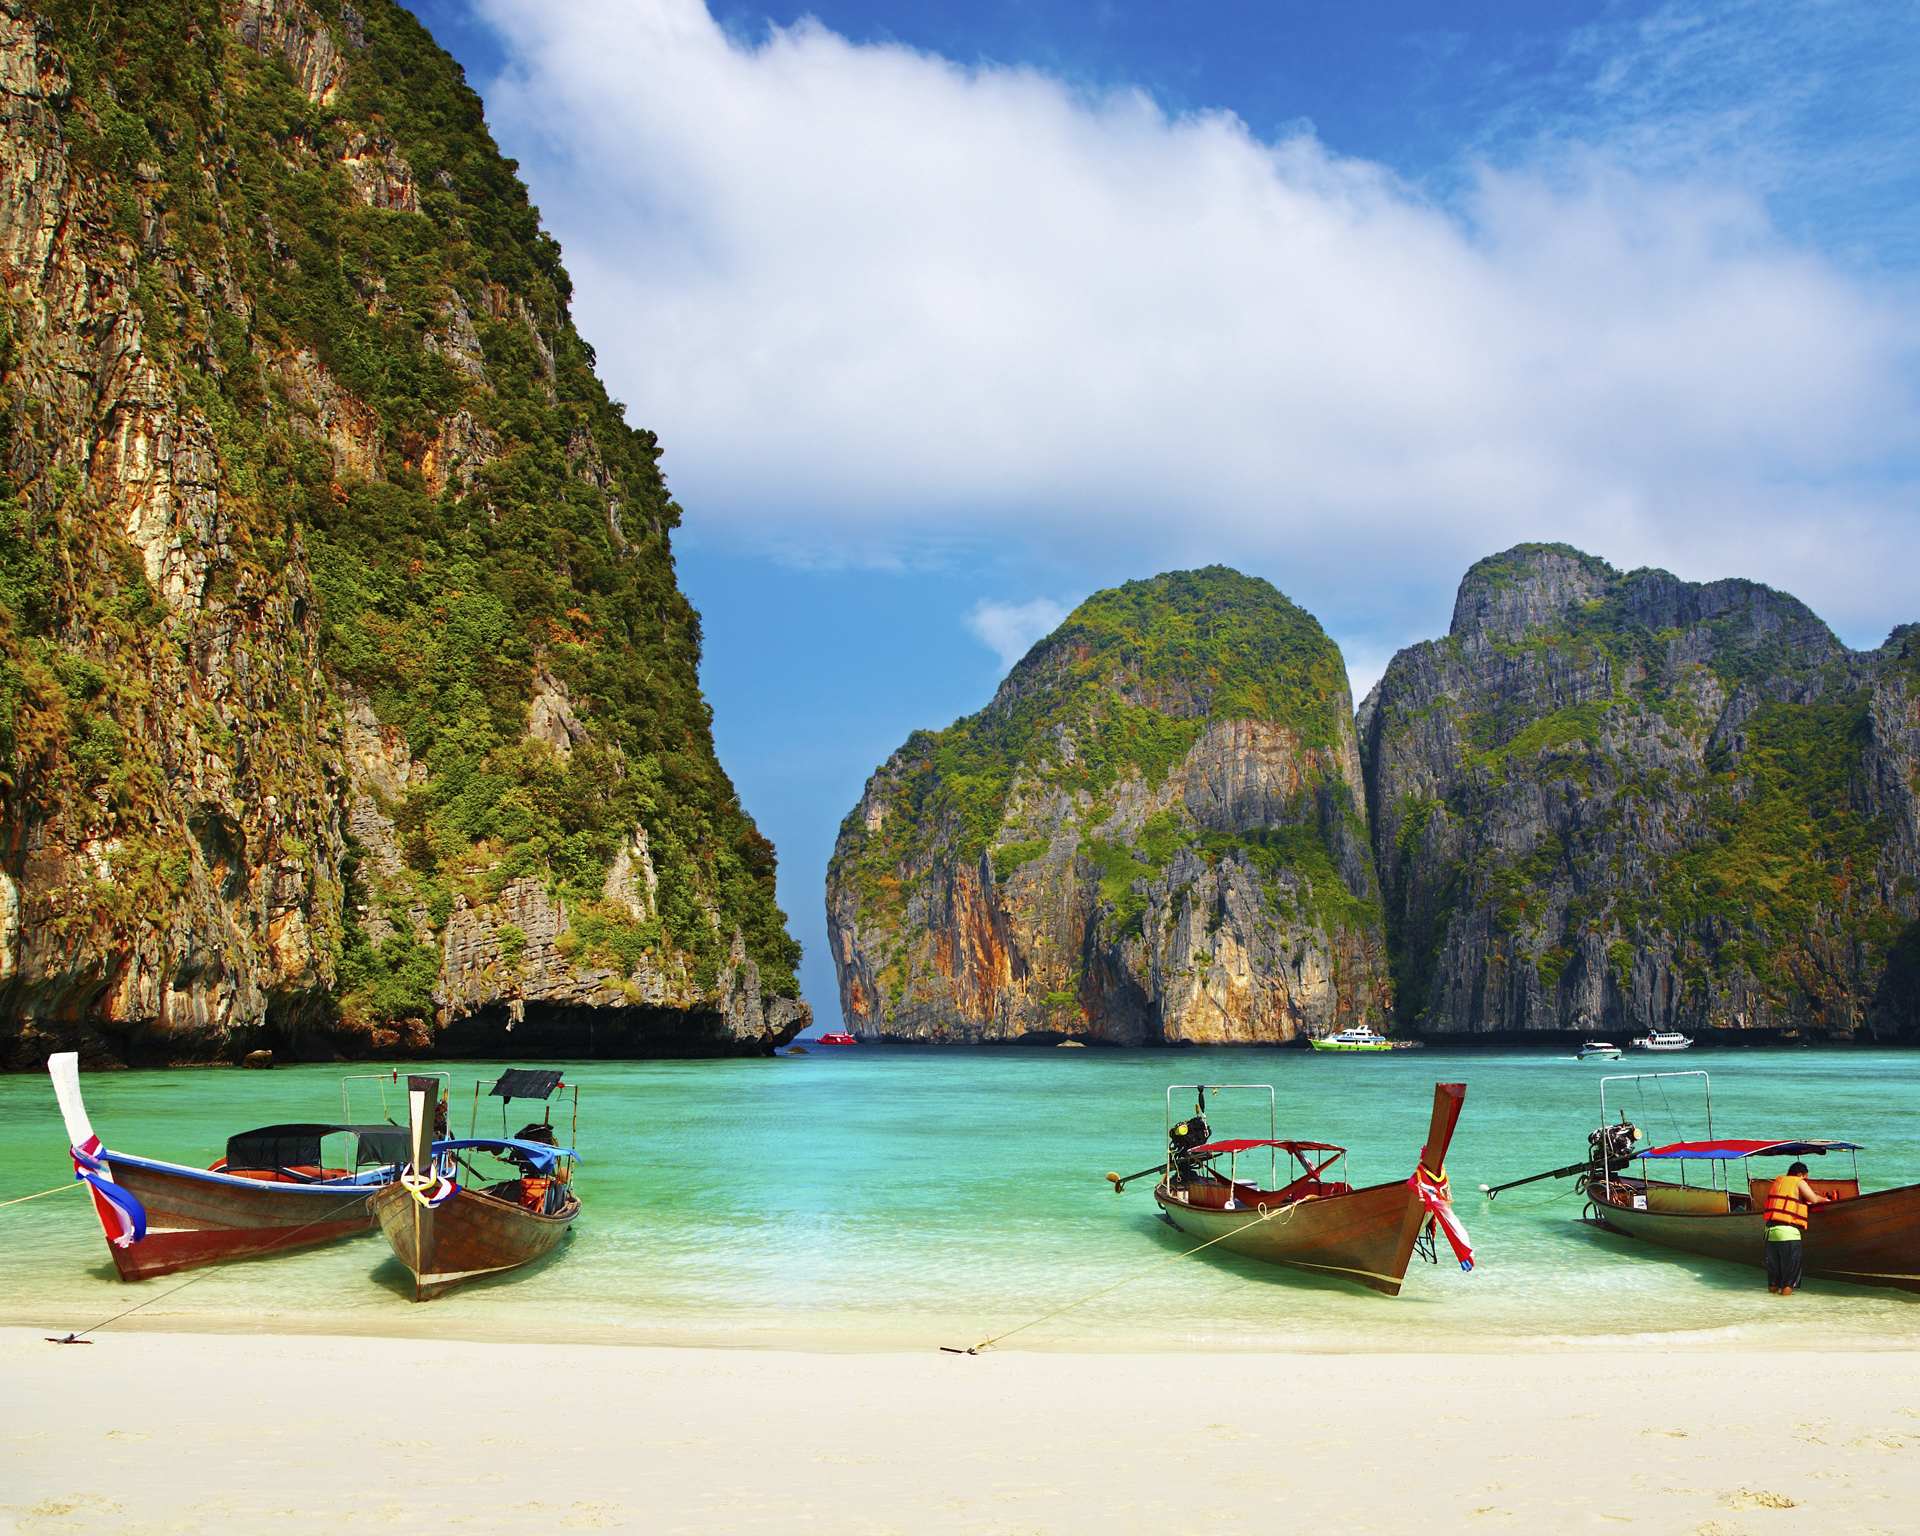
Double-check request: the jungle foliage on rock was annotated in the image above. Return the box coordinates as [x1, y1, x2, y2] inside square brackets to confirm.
[1364, 543, 1919, 1039]
[0, 0, 798, 1066]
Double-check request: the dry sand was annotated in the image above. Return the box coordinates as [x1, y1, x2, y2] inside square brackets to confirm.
[4, 1329, 1919, 1534]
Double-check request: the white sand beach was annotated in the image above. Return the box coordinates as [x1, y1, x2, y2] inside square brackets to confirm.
[5, 1329, 1918, 1534]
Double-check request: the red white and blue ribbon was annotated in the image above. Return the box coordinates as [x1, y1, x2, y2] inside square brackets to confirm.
[1410, 1162, 1474, 1271]
[399, 1169, 459, 1209]
[70, 1138, 147, 1248]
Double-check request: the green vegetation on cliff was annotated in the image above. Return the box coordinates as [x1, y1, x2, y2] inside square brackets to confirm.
[0, 0, 798, 1049]
[847, 568, 1350, 879]
[1369, 542, 1918, 1037]
[827, 566, 1391, 1042]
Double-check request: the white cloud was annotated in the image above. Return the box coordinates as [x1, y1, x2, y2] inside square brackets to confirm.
[472, 0, 1920, 645]
[965, 597, 1070, 672]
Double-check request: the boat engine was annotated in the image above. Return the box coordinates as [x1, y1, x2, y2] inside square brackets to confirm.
[1587, 1121, 1640, 1177]
[1168, 1113, 1212, 1182]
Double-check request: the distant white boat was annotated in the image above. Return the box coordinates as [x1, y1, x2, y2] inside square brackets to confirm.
[1575, 1040, 1622, 1061]
[1629, 1031, 1693, 1052]
[1310, 1024, 1394, 1053]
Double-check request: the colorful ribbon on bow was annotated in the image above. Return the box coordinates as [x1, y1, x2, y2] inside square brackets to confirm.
[399, 1169, 458, 1210]
[71, 1138, 147, 1249]
[1410, 1161, 1475, 1271]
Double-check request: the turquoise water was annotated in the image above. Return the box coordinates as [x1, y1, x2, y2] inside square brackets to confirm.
[3, 1047, 1917, 1351]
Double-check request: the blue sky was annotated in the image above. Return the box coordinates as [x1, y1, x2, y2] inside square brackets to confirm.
[409, 0, 1918, 1030]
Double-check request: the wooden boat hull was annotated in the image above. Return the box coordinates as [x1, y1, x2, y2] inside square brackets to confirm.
[1152, 1081, 1467, 1297]
[98, 1154, 380, 1282]
[1155, 1177, 1420, 1294]
[370, 1180, 578, 1301]
[1586, 1179, 1920, 1293]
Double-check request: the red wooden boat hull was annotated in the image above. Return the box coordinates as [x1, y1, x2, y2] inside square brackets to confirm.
[95, 1154, 380, 1282]
[370, 1178, 579, 1301]
[1586, 1177, 1920, 1293]
[1153, 1082, 1467, 1297]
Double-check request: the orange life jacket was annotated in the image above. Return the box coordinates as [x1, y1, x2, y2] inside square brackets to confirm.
[1763, 1175, 1810, 1231]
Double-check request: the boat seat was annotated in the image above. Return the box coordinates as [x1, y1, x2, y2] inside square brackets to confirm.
[1182, 1176, 1353, 1211]
[1748, 1178, 1858, 1205]
[1643, 1185, 1730, 1215]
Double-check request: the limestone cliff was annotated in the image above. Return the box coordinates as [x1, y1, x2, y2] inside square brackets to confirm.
[1362, 544, 1920, 1040]
[0, 0, 806, 1066]
[826, 568, 1391, 1043]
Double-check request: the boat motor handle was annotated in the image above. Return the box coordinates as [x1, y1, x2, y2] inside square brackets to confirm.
[1106, 1162, 1169, 1193]
[1478, 1161, 1588, 1200]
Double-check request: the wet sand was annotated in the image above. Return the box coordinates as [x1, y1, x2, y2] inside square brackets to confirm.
[4, 1328, 1918, 1533]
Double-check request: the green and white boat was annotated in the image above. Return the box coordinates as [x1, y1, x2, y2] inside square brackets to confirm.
[1310, 1025, 1394, 1053]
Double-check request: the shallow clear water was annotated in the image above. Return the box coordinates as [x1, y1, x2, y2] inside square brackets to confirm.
[4, 1047, 1917, 1351]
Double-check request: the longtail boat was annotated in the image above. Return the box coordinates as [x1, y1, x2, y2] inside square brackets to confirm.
[370, 1069, 580, 1301]
[1574, 1071, 1920, 1293]
[47, 1052, 406, 1282]
[1110, 1080, 1470, 1296]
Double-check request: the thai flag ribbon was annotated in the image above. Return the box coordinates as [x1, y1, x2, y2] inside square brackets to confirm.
[1410, 1162, 1475, 1271]
[70, 1138, 147, 1248]
[400, 1170, 458, 1209]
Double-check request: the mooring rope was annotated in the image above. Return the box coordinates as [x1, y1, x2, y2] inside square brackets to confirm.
[1, 1181, 84, 1208]
[1480, 1184, 1577, 1210]
[944, 1198, 1305, 1355]
[46, 1188, 382, 1345]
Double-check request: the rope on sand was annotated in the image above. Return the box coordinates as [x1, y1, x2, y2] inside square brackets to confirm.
[943, 1200, 1303, 1355]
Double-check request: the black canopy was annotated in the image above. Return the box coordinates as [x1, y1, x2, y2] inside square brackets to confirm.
[226, 1123, 411, 1172]
[491, 1069, 564, 1102]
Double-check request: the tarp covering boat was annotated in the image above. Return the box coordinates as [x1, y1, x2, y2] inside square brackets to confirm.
[490, 1069, 564, 1101]
[1637, 1138, 1864, 1160]
[432, 1137, 578, 1172]
[225, 1124, 411, 1172]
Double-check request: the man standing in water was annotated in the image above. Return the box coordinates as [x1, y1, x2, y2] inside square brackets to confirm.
[1763, 1160, 1830, 1296]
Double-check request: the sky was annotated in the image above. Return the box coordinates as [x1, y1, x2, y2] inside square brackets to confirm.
[406, 0, 1919, 1031]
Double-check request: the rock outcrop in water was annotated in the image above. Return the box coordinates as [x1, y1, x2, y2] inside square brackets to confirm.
[826, 569, 1391, 1043]
[0, 0, 806, 1067]
[832, 548, 1919, 1045]
[1361, 544, 1920, 1041]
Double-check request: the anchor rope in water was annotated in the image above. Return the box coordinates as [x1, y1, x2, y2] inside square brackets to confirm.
[1480, 1184, 1578, 1210]
[1, 1180, 85, 1208]
[946, 1198, 1305, 1355]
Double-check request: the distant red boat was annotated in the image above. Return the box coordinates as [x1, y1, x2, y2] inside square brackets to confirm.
[49, 1052, 404, 1282]
[816, 1032, 857, 1045]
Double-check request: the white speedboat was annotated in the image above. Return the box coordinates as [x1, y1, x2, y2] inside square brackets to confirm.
[1310, 1024, 1394, 1053]
[1575, 1040, 1622, 1061]
[1629, 1031, 1693, 1052]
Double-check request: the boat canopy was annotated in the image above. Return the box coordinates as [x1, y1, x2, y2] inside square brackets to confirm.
[433, 1136, 578, 1172]
[491, 1069, 564, 1102]
[1190, 1139, 1343, 1156]
[226, 1123, 411, 1171]
[1638, 1138, 1864, 1161]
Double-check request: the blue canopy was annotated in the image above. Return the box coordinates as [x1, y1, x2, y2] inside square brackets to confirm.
[1639, 1138, 1863, 1161]
[432, 1137, 578, 1173]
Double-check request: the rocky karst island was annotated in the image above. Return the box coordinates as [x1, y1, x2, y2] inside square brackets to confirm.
[0, 0, 807, 1067]
[830, 548, 1920, 1045]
